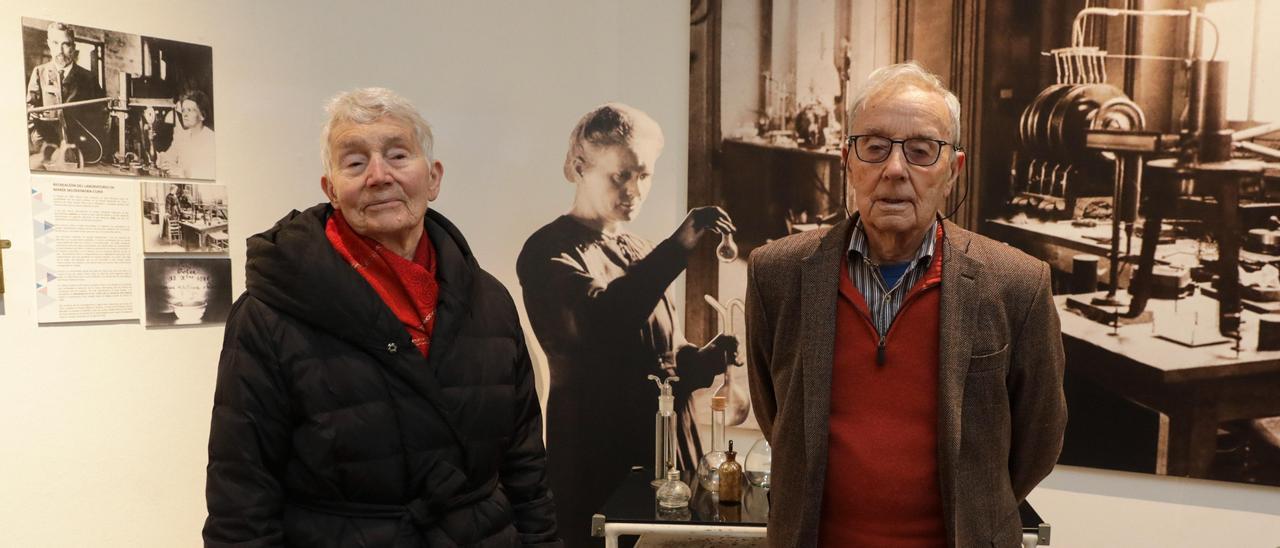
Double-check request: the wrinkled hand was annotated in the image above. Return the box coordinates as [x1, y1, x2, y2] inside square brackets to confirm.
[672, 206, 737, 251]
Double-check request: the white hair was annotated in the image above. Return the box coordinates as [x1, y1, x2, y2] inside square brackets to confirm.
[321, 87, 434, 177]
[846, 62, 962, 145]
[47, 22, 76, 40]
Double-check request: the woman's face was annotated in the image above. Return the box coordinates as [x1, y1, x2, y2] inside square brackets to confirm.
[573, 140, 662, 227]
[179, 99, 205, 130]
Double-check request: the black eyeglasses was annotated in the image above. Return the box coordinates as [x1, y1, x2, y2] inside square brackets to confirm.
[845, 134, 961, 167]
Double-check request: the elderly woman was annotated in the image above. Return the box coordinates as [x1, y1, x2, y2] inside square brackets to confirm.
[517, 103, 737, 546]
[158, 89, 215, 179]
[204, 88, 559, 546]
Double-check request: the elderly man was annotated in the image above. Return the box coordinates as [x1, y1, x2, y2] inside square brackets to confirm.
[27, 21, 106, 169]
[745, 63, 1066, 547]
[204, 88, 560, 547]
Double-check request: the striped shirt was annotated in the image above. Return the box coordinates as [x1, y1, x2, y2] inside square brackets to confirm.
[846, 217, 939, 337]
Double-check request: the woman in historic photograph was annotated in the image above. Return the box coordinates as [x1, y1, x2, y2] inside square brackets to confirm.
[517, 103, 739, 546]
[158, 89, 215, 179]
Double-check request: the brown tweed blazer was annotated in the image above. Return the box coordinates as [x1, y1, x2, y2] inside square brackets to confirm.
[745, 218, 1067, 548]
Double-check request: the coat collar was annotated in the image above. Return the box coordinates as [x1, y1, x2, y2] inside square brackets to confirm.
[246, 204, 476, 351]
[245, 204, 480, 459]
[795, 216, 983, 545]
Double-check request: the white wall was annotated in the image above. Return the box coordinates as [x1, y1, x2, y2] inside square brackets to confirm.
[0, 1, 1277, 547]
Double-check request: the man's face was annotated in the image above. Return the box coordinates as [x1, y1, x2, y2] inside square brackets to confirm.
[178, 100, 204, 130]
[47, 29, 76, 69]
[573, 140, 661, 226]
[845, 86, 965, 240]
[321, 116, 441, 245]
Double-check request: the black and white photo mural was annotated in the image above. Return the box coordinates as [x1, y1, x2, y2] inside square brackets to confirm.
[516, 103, 748, 547]
[22, 17, 215, 179]
[689, 0, 1280, 489]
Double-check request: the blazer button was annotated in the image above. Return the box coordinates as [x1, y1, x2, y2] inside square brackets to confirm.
[386, 342, 398, 354]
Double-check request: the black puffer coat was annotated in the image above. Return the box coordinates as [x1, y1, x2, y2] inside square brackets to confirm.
[204, 204, 560, 547]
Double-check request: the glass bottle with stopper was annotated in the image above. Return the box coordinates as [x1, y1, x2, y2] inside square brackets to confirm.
[717, 440, 744, 504]
[648, 374, 680, 487]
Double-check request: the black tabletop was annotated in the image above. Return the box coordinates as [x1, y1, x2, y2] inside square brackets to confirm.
[597, 468, 1046, 534]
[598, 468, 767, 526]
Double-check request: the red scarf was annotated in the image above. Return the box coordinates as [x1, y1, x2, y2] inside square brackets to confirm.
[325, 210, 439, 359]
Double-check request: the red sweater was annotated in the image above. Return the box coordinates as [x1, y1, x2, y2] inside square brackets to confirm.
[818, 242, 945, 547]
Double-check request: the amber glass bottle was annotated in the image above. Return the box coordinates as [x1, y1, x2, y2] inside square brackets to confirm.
[717, 440, 744, 504]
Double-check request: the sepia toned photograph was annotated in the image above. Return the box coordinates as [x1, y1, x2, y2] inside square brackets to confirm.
[514, 103, 748, 546]
[22, 17, 215, 179]
[690, 0, 1280, 489]
[142, 257, 231, 327]
[140, 182, 228, 254]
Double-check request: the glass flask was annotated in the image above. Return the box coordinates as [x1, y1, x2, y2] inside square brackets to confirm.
[697, 395, 728, 491]
[717, 231, 739, 263]
[745, 438, 772, 488]
[703, 295, 750, 426]
[709, 361, 749, 427]
[655, 467, 692, 509]
[717, 440, 744, 504]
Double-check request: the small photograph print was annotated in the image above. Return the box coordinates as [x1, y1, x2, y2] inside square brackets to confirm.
[23, 17, 215, 179]
[140, 181, 228, 254]
[143, 258, 231, 327]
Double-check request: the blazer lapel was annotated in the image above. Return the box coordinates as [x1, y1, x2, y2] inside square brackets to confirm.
[937, 221, 981, 542]
[797, 218, 852, 536]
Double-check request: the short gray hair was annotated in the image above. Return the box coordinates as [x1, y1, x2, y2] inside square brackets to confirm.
[563, 103, 664, 182]
[47, 22, 76, 42]
[321, 87, 434, 176]
[846, 62, 962, 145]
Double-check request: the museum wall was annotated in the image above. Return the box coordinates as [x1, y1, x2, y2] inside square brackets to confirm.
[0, 0, 1276, 547]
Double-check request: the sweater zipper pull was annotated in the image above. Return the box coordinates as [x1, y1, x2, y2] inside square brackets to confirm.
[876, 337, 886, 366]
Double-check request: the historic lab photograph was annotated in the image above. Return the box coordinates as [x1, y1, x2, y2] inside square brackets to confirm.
[689, 0, 1280, 488]
[23, 17, 215, 179]
[515, 102, 750, 545]
[142, 257, 231, 327]
[140, 182, 228, 254]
